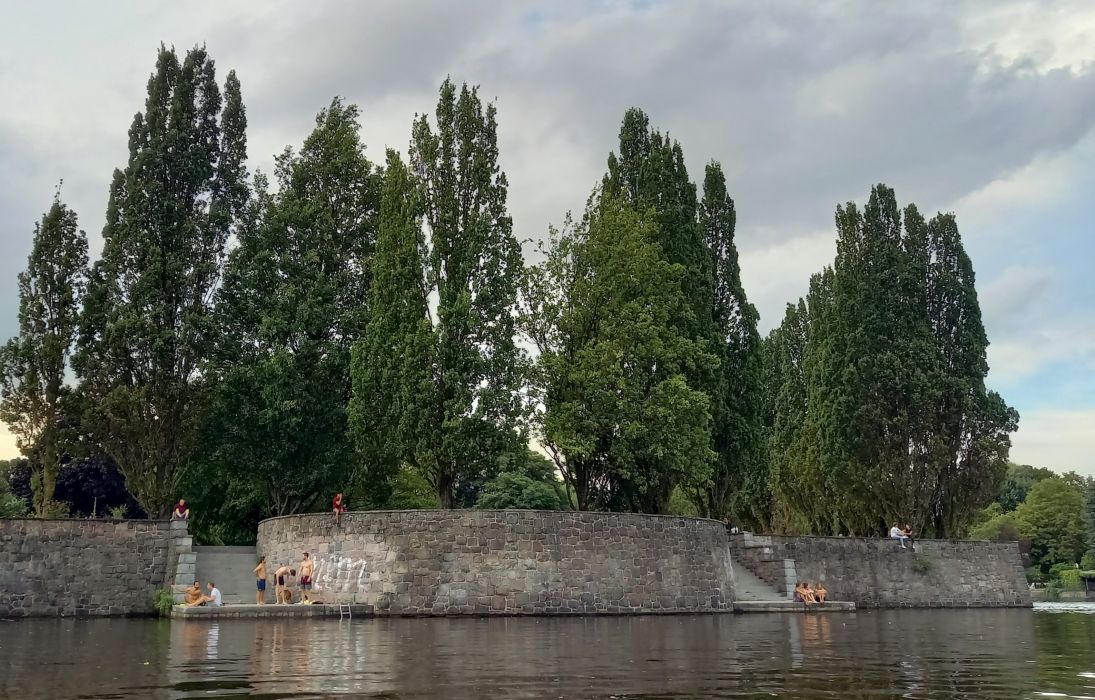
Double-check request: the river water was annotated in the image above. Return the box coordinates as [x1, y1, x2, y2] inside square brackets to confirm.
[1, 604, 1092, 699]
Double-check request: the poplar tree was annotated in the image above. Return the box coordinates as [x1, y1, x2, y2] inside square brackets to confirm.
[349, 150, 432, 506]
[601, 108, 713, 511]
[690, 162, 765, 524]
[520, 197, 714, 511]
[74, 47, 248, 517]
[352, 80, 523, 508]
[0, 197, 88, 515]
[208, 99, 378, 516]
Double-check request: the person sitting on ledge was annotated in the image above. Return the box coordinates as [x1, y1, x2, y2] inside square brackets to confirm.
[902, 523, 915, 547]
[814, 583, 827, 604]
[793, 582, 816, 606]
[171, 499, 190, 521]
[206, 582, 223, 607]
[889, 523, 909, 549]
[183, 581, 203, 606]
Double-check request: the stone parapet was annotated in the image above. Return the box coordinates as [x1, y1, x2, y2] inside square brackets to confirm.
[257, 510, 734, 615]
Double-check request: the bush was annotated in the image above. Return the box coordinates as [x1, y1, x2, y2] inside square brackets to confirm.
[1081, 552, 1095, 571]
[388, 468, 439, 509]
[1043, 583, 1062, 601]
[1048, 562, 1075, 579]
[152, 588, 176, 617]
[1025, 566, 1047, 585]
[476, 472, 567, 510]
[109, 504, 129, 520]
[1058, 568, 1083, 591]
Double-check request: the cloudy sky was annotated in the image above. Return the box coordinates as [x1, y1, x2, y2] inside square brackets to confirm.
[1, 1, 1092, 473]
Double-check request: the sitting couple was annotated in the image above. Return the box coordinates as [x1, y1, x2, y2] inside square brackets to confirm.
[889, 523, 914, 549]
[182, 581, 222, 607]
[793, 581, 826, 606]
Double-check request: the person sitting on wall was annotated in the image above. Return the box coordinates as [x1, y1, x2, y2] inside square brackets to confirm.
[902, 523, 915, 548]
[889, 523, 909, 549]
[171, 499, 190, 521]
[793, 582, 816, 606]
[183, 581, 203, 606]
[333, 492, 346, 526]
[205, 582, 223, 607]
[814, 583, 827, 604]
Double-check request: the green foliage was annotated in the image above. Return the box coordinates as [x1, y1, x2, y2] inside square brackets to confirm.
[1016, 477, 1088, 570]
[0, 469, 27, 517]
[911, 554, 935, 575]
[476, 472, 566, 510]
[668, 487, 701, 517]
[37, 499, 70, 518]
[996, 463, 1055, 512]
[520, 196, 714, 512]
[352, 79, 524, 509]
[74, 47, 249, 517]
[1056, 568, 1083, 591]
[388, 468, 439, 510]
[1024, 566, 1046, 585]
[1043, 583, 1062, 601]
[0, 196, 88, 516]
[109, 504, 128, 519]
[968, 510, 1022, 542]
[765, 185, 1017, 537]
[1081, 552, 1095, 571]
[205, 98, 376, 519]
[152, 588, 176, 617]
[689, 162, 765, 526]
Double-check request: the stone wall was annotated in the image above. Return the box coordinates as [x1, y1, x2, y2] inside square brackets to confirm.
[0, 518, 188, 617]
[734, 534, 1031, 608]
[257, 510, 734, 615]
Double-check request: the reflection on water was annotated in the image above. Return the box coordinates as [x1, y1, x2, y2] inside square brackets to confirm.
[1, 607, 1093, 699]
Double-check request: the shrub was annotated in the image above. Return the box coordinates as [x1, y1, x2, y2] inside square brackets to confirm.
[1043, 583, 1062, 601]
[1025, 566, 1047, 585]
[152, 588, 176, 617]
[1081, 552, 1095, 571]
[1058, 568, 1083, 591]
[109, 504, 129, 520]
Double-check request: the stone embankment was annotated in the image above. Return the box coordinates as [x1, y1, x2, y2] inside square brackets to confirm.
[257, 510, 734, 615]
[0, 518, 189, 617]
[729, 533, 1031, 608]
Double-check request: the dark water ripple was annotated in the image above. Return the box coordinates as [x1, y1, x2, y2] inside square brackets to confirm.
[1, 605, 1093, 699]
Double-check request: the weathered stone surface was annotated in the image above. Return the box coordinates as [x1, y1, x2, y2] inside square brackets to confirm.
[0, 518, 187, 618]
[257, 510, 735, 615]
[731, 534, 1031, 608]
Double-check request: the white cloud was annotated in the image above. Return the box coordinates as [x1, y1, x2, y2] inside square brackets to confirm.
[1009, 408, 1095, 475]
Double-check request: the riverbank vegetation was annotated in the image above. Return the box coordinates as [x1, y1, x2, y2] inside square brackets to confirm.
[0, 45, 1029, 544]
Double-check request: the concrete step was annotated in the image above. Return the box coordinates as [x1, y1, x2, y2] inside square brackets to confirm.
[734, 600, 856, 613]
[731, 559, 785, 601]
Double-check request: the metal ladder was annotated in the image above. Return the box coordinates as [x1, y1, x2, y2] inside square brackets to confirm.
[338, 602, 352, 620]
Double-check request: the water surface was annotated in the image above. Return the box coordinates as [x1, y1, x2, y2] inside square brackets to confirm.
[2, 605, 1093, 698]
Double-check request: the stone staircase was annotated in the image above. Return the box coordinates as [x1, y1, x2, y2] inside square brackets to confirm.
[194, 546, 263, 604]
[728, 532, 798, 600]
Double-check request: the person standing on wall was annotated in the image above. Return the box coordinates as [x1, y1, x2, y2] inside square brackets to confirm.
[254, 556, 268, 605]
[298, 552, 314, 604]
[332, 493, 346, 526]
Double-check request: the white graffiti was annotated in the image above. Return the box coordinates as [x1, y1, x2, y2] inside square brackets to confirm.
[313, 555, 370, 593]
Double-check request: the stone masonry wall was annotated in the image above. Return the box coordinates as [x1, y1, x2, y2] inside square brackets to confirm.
[257, 510, 734, 615]
[757, 535, 1031, 608]
[0, 518, 188, 617]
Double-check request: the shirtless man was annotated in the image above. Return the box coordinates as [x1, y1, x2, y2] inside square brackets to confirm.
[254, 556, 268, 605]
[298, 552, 314, 604]
[183, 581, 203, 606]
[273, 565, 296, 605]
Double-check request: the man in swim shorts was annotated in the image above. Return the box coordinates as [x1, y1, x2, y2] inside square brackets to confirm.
[298, 552, 314, 604]
[274, 565, 296, 604]
[254, 556, 268, 604]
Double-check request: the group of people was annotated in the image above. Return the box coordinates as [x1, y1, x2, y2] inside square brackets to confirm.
[793, 581, 827, 606]
[889, 523, 915, 549]
[253, 552, 315, 605]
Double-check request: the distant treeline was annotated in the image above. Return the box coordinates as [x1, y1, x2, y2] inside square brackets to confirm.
[0, 45, 1016, 543]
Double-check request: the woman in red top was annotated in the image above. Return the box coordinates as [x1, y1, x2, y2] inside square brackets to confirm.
[332, 493, 346, 526]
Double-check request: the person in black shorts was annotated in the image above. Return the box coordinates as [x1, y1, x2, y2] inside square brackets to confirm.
[273, 565, 296, 604]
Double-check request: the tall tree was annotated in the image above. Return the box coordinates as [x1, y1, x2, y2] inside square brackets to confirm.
[349, 149, 432, 507]
[74, 47, 249, 517]
[354, 79, 523, 508]
[207, 98, 378, 517]
[0, 196, 88, 515]
[689, 162, 765, 524]
[601, 108, 714, 512]
[520, 196, 714, 512]
[765, 185, 1016, 536]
